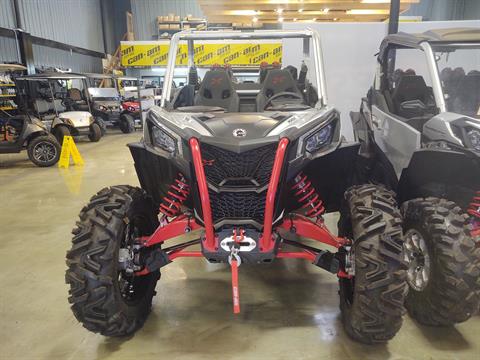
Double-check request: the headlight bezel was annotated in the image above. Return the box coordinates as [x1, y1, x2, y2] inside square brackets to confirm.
[150, 124, 177, 154]
[467, 128, 480, 151]
[296, 115, 339, 158]
[305, 122, 335, 153]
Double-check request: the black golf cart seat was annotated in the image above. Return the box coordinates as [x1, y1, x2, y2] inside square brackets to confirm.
[256, 69, 303, 110]
[67, 88, 90, 111]
[194, 69, 239, 112]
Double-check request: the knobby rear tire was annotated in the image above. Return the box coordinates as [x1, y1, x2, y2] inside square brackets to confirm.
[402, 197, 480, 326]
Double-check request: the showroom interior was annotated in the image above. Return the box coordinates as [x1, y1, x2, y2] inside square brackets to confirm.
[1, 0, 480, 359]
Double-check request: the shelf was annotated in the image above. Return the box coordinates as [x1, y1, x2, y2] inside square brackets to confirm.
[0, 106, 16, 111]
[0, 84, 15, 87]
[0, 94, 15, 97]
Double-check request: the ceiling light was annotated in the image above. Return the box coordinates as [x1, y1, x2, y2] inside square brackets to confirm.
[347, 9, 389, 15]
[228, 10, 259, 16]
[276, 8, 284, 14]
[293, 18, 297, 21]
[333, 18, 338, 21]
[361, 0, 390, 3]
[252, 17, 258, 23]
[312, 18, 317, 21]
[323, 8, 330, 13]
[278, 17, 284, 22]
[298, 8, 304, 13]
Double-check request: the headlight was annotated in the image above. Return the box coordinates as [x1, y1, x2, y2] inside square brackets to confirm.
[305, 123, 334, 153]
[468, 129, 480, 151]
[89, 116, 94, 125]
[151, 126, 176, 153]
[98, 105, 107, 111]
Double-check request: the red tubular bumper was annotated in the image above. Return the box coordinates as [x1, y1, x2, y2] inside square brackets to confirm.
[260, 138, 289, 252]
[189, 138, 216, 252]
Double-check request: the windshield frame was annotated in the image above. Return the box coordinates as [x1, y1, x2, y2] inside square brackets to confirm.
[160, 29, 327, 109]
[431, 42, 480, 117]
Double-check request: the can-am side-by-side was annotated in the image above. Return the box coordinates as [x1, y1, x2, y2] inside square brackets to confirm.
[66, 29, 408, 344]
[351, 28, 480, 326]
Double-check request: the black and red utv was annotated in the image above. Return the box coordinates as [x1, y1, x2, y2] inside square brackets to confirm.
[66, 29, 408, 344]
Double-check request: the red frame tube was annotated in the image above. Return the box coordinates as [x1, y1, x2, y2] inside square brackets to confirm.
[260, 138, 289, 252]
[189, 138, 216, 252]
[276, 251, 316, 261]
[168, 250, 203, 260]
[276, 214, 348, 249]
[141, 215, 203, 247]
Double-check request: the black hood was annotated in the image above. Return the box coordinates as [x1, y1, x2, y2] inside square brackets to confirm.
[197, 113, 286, 152]
[203, 113, 281, 140]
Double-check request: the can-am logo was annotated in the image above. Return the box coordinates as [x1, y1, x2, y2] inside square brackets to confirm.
[232, 128, 247, 137]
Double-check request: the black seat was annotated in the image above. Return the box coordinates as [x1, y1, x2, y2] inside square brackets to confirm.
[391, 75, 434, 118]
[256, 69, 303, 110]
[194, 70, 239, 112]
[452, 75, 480, 116]
[68, 88, 90, 111]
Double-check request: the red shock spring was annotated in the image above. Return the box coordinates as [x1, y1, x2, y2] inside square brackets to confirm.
[468, 191, 480, 237]
[159, 173, 190, 217]
[291, 172, 325, 218]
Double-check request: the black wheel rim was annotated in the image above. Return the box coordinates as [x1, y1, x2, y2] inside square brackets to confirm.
[404, 229, 431, 291]
[33, 141, 57, 163]
[117, 216, 152, 305]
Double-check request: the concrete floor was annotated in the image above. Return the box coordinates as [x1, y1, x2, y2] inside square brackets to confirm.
[1, 131, 479, 360]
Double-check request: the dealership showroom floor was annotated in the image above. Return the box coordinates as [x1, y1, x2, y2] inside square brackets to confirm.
[2, 0, 480, 359]
[0, 133, 479, 359]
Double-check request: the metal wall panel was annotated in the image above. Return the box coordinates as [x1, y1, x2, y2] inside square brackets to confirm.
[0, 0, 15, 28]
[17, 0, 104, 52]
[32, 43, 102, 73]
[131, 0, 204, 40]
[0, 35, 19, 63]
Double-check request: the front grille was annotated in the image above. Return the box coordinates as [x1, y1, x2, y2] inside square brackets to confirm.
[200, 143, 277, 224]
[201, 143, 276, 187]
[209, 190, 266, 223]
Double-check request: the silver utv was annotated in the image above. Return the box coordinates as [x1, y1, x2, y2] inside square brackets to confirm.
[352, 28, 480, 327]
[66, 29, 408, 344]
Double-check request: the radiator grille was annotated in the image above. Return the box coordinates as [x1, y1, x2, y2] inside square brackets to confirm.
[200, 143, 277, 223]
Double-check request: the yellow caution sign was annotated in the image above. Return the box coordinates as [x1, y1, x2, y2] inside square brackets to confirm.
[120, 41, 282, 67]
[58, 136, 84, 168]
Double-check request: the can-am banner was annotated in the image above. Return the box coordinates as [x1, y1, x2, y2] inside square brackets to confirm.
[120, 41, 282, 67]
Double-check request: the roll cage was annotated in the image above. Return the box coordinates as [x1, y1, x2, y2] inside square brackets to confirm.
[160, 29, 328, 109]
[375, 28, 480, 115]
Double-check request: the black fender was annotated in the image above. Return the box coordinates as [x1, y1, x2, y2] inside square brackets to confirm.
[350, 109, 398, 192]
[398, 149, 480, 208]
[128, 142, 188, 206]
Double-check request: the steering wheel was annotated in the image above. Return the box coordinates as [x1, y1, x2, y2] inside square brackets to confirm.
[264, 91, 304, 110]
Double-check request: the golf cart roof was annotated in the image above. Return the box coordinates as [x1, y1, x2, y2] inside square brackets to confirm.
[81, 72, 137, 81]
[16, 72, 87, 81]
[172, 28, 316, 41]
[381, 27, 480, 49]
[0, 63, 27, 71]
